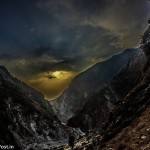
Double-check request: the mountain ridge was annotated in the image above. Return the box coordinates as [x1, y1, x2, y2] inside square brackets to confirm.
[67, 49, 145, 131]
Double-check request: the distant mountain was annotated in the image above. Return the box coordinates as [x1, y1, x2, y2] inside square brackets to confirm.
[52, 48, 138, 118]
[68, 49, 145, 131]
[0, 66, 69, 149]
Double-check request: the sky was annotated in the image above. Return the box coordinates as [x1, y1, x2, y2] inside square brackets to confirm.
[0, 0, 149, 99]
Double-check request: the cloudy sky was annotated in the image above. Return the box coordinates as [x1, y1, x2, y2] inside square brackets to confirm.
[0, 0, 149, 99]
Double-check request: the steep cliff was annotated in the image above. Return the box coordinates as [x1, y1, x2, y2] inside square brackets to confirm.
[67, 49, 145, 131]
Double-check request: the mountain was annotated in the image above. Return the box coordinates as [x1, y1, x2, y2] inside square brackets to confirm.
[67, 49, 145, 131]
[96, 36, 150, 149]
[0, 66, 69, 149]
[56, 24, 150, 150]
[52, 48, 138, 118]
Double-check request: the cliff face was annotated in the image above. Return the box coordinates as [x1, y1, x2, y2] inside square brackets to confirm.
[52, 48, 138, 118]
[98, 42, 150, 149]
[67, 49, 145, 131]
[0, 66, 68, 149]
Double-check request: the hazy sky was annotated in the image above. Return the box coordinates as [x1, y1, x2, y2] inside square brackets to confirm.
[0, 0, 149, 99]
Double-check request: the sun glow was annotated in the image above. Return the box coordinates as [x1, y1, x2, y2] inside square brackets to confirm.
[51, 71, 74, 79]
[52, 71, 61, 77]
[26, 71, 77, 99]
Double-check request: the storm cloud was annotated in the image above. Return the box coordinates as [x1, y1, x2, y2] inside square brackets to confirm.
[37, 0, 149, 48]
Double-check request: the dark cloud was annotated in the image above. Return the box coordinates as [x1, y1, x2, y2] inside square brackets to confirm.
[32, 46, 67, 60]
[0, 53, 13, 59]
[0, 54, 78, 79]
[46, 75, 57, 79]
[33, 47, 51, 57]
[1, 0, 149, 61]
[38, 0, 149, 49]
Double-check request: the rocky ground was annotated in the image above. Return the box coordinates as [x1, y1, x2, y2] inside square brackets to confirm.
[104, 106, 150, 150]
[53, 105, 150, 150]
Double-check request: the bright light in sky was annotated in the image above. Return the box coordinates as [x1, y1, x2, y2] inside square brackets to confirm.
[26, 71, 77, 99]
[51, 71, 74, 79]
[52, 71, 61, 77]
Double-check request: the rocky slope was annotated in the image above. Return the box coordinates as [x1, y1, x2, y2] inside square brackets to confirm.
[0, 66, 69, 149]
[102, 106, 150, 150]
[98, 48, 150, 149]
[60, 103, 150, 150]
[68, 49, 145, 132]
[52, 48, 138, 118]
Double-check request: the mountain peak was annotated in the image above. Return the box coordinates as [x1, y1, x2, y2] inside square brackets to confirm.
[0, 65, 10, 75]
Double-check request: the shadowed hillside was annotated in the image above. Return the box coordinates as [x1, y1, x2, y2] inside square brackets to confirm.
[0, 66, 69, 149]
[67, 49, 145, 131]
